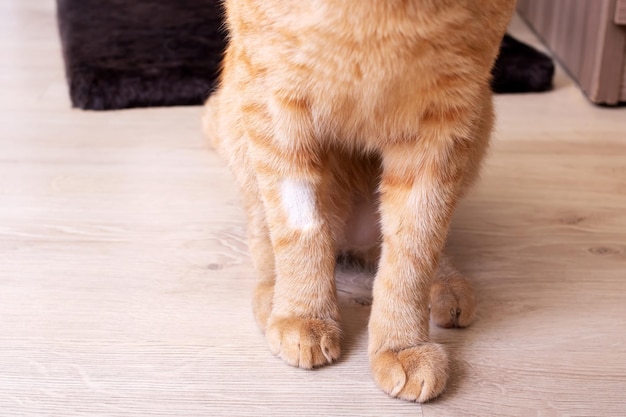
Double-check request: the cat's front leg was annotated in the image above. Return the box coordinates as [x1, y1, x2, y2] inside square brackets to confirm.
[369, 136, 470, 402]
[246, 99, 341, 369]
[257, 171, 341, 369]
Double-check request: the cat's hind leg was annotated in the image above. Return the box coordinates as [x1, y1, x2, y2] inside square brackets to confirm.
[430, 255, 476, 328]
[202, 93, 222, 152]
[203, 90, 276, 331]
[243, 194, 277, 332]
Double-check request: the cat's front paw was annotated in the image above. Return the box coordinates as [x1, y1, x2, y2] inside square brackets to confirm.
[266, 316, 341, 369]
[370, 343, 448, 402]
[430, 274, 476, 328]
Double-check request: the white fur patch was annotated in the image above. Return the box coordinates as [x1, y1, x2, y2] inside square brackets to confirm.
[280, 179, 318, 229]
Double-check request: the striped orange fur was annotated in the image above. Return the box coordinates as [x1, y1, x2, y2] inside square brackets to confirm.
[203, 0, 515, 402]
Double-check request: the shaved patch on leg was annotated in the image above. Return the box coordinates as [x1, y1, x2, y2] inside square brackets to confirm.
[280, 179, 318, 230]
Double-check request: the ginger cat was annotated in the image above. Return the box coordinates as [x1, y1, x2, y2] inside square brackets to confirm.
[203, 0, 515, 402]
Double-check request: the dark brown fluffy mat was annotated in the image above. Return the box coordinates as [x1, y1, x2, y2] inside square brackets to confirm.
[56, 0, 226, 110]
[56, 1, 554, 111]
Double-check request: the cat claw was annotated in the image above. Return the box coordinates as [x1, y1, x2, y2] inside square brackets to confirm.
[449, 308, 462, 328]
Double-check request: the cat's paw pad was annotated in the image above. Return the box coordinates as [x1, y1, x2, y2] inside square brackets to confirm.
[370, 343, 448, 403]
[430, 275, 476, 328]
[266, 316, 341, 369]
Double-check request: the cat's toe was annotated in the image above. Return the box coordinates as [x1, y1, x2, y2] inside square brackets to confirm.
[370, 343, 449, 402]
[266, 316, 341, 369]
[430, 275, 476, 328]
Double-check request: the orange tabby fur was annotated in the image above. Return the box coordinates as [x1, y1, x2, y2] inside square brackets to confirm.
[203, 0, 515, 402]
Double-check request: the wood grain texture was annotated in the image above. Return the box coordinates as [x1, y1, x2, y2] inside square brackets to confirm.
[1, 3, 626, 416]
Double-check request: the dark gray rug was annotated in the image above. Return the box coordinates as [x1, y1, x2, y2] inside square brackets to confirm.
[56, 0, 226, 110]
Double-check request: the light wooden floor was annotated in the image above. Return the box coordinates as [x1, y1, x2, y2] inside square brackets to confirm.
[2, 2, 626, 416]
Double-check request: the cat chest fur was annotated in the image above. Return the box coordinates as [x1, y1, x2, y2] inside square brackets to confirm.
[234, 5, 483, 150]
